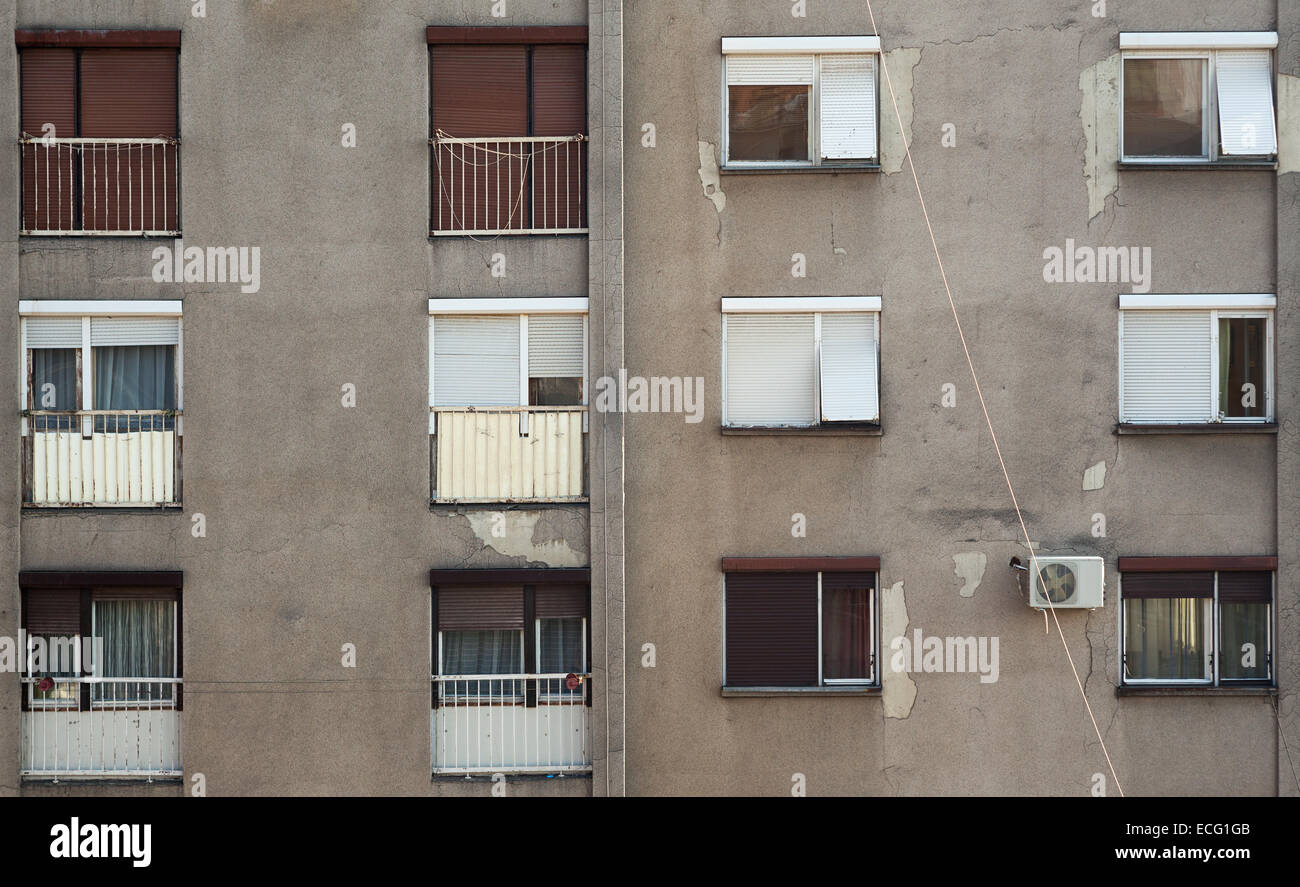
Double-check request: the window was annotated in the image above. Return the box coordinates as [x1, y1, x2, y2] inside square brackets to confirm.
[18, 32, 180, 234]
[1118, 295, 1273, 425]
[723, 298, 880, 428]
[429, 300, 587, 503]
[429, 28, 588, 233]
[19, 572, 183, 778]
[724, 565, 877, 690]
[1120, 32, 1278, 163]
[1119, 562, 1273, 686]
[722, 36, 879, 168]
[20, 302, 183, 506]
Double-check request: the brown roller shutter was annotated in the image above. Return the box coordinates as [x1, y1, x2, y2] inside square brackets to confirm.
[79, 49, 178, 233]
[1217, 572, 1272, 603]
[91, 588, 178, 602]
[531, 45, 587, 230]
[725, 572, 818, 687]
[1121, 572, 1214, 598]
[437, 586, 525, 630]
[821, 572, 875, 592]
[432, 45, 528, 233]
[20, 49, 76, 232]
[535, 585, 588, 619]
[24, 590, 82, 635]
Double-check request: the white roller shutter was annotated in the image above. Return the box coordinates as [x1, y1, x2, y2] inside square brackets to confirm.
[527, 315, 584, 378]
[725, 313, 816, 426]
[433, 316, 521, 407]
[25, 317, 83, 348]
[1120, 311, 1213, 423]
[820, 54, 876, 160]
[820, 312, 878, 422]
[90, 317, 179, 346]
[726, 54, 815, 86]
[1216, 50, 1277, 155]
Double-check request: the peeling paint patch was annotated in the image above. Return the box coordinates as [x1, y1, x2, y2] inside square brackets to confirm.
[880, 48, 921, 175]
[1083, 461, 1107, 491]
[1280, 74, 1300, 176]
[697, 141, 726, 212]
[952, 553, 987, 599]
[881, 581, 917, 719]
[466, 511, 586, 567]
[1080, 54, 1120, 222]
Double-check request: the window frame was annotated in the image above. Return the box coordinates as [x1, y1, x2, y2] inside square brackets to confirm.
[721, 297, 881, 429]
[18, 301, 184, 438]
[721, 37, 880, 170]
[1117, 295, 1275, 426]
[1118, 568, 1275, 688]
[721, 564, 880, 692]
[1118, 32, 1279, 165]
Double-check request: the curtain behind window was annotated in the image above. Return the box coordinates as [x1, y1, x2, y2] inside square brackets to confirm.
[93, 345, 175, 431]
[442, 629, 523, 698]
[31, 348, 78, 431]
[94, 599, 175, 704]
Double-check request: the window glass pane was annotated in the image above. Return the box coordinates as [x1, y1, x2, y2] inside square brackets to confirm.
[1123, 596, 1211, 680]
[92, 344, 176, 431]
[441, 629, 523, 697]
[823, 585, 871, 681]
[1220, 602, 1269, 680]
[1218, 317, 1267, 419]
[1124, 58, 1206, 157]
[28, 634, 80, 706]
[539, 617, 584, 673]
[94, 599, 175, 704]
[728, 85, 810, 161]
[529, 377, 584, 406]
[30, 348, 78, 431]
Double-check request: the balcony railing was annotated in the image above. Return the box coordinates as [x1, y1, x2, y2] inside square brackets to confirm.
[431, 406, 586, 503]
[20, 135, 180, 235]
[431, 133, 587, 236]
[23, 410, 181, 507]
[21, 677, 182, 779]
[432, 674, 591, 774]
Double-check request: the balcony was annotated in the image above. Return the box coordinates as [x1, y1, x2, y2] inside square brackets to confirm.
[21, 677, 182, 779]
[431, 133, 587, 236]
[20, 136, 180, 236]
[431, 406, 586, 504]
[432, 674, 591, 775]
[23, 410, 181, 508]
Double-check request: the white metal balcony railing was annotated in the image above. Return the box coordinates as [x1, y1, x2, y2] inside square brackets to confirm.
[432, 674, 591, 774]
[20, 136, 181, 235]
[432, 132, 587, 236]
[24, 410, 181, 507]
[21, 677, 182, 778]
[431, 406, 586, 503]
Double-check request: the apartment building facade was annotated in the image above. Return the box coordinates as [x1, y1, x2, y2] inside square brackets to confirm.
[0, 0, 1295, 797]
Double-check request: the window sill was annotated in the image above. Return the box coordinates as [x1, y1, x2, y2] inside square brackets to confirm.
[21, 775, 183, 785]
[722, 423, 882, 437]
[22, 505, 184, 514]
[430, 499, 589, 510]
[1114, 423, 1277, 435]
[722, 686, 881, 697]
[1116, 686, 1276, 697]
[720, 164, 880, 175]
[1118, 161, 1277, 171]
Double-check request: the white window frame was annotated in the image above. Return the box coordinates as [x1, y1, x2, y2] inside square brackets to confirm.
[1119, 32, 1278, 164]
[1117, 294, 1275, 425]
[427, 298, 589, 432]
[90, 598, 179, 710]
[721, 36, 880, 169]
[1119, 572, 1275, 687]
[818, 572, 877, 687]
[721, 297, 881, 428]
[18, 301, 184, 438]
[535, 616, 588, 701]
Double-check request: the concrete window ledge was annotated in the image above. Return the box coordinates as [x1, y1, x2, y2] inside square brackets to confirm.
[722, 425, 883, 437]
[720, 165, 880, 175]
[1114, 423, 1278, 436]
[1116, 686, 1276, 698]
[1118, 161, 1277, 171]
[722, 687, 882, 698]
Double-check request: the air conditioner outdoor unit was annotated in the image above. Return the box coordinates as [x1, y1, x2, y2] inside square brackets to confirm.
[1027, 556, 1104, 609]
